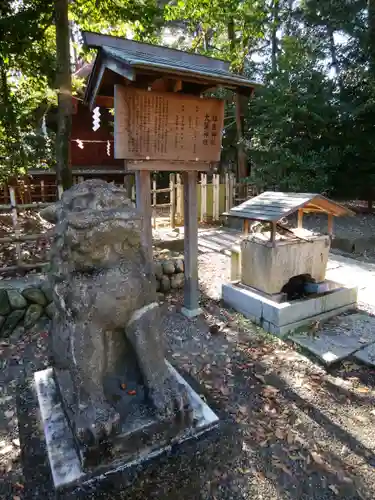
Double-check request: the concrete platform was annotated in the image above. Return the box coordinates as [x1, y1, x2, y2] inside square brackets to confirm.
[34, 362, 219, 493]
[222, 281, 358, 337]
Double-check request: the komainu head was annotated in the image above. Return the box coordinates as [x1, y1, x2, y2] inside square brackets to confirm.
[47, 179, 144, 277]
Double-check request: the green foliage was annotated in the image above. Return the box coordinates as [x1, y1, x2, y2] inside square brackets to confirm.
[0, 0, 162, 181]
[1, 0, 375, 204]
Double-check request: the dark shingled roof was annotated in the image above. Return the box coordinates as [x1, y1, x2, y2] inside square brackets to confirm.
[81, 31, 261, 108]
[223, 192, 354, 222]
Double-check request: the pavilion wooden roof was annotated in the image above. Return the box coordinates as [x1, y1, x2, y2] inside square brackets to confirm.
[223, 192, 355, 222]
[82, 31, 261, 110]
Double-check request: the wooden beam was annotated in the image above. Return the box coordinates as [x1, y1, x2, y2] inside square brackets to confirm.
[89, 60, 106, 111]
[181, 170, 202, 318]
[125, 160, 214, 172]
[243, 219, 249, 235]
[172, 79, 182, 92]
[135, 170, 153, 267]
[105, 57, 135, 82]
[95, 95, 114, 108]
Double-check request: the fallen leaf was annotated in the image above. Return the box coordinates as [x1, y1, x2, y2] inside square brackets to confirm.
[329, 485, 340, 495]
[274, 462, 292, 476]
[287, 430, 294, 445]
[275, 428, 284, 440]
[220, 385, 230, 396]
[311, 451, 325, 465]
[263, 385, 279, 396]
[254, 471, 266, 480]
[254, 374, 266, 384]
[357, 387, 370, 393]
[237, 405, 248, 416]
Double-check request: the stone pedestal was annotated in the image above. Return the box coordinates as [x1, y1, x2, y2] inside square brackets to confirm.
[34, 362, 219, 494]
[222, 280, 358, 336]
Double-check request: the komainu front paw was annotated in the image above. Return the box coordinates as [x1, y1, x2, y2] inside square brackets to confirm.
[150, 375, 193, 426]
[74, 400, 121, 446]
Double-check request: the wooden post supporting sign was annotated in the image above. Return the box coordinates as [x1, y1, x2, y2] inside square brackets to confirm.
[135, 170, 153, 267]
[181, 170, 202, 318]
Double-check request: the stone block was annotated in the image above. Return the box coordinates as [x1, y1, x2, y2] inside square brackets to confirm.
[154, 262, 164, 280]
[354, 342, 375, 367]
[162, 259, 176, 275]
[290, 313, 375, 365]
[264, 286, 358, 328]
[175, 259, 184, 273]
[22, 287, 48, 306]
[171, 272, 184, 289]
[222, 283, 263, 322]
[0, 289, 11, 315]
[160, 275, 171, 293]
[7, 290, 27, 310]
[240, 234, 330, 294]
[221, 281, 358, 337]
[1, 309, 25, 338]
[24, 304, 44, 329]
[45, 302, 56, 319]
[40, 282, 53, 303]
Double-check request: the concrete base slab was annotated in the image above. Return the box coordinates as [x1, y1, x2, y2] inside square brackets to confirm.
[181, 307, 203, 319]
[34, 361, 219, 493]
[222, 281, 358, 337]
[290, 313, 375, 365]
[354, 342, 375, 367]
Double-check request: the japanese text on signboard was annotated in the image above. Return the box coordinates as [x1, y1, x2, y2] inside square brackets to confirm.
[115, 86, 224, 162]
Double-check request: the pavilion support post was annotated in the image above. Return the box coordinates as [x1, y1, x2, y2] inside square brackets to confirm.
[270, 221, 276, 246]
[327, 213, 333, 236]
[181, 170, 202, 318]
[136, 170, 153, 268]
[297, 209, 303, 228]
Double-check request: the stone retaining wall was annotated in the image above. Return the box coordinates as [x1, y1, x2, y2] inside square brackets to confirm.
[154, 256, 185, 293]
[0, 256, 185, 339]
[0, 283, 53, 339]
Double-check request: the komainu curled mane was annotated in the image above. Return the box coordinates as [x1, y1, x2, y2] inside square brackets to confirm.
[46, 179, 191, 445]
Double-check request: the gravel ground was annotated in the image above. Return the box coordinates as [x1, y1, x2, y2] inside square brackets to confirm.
[1, 251, 375, 499]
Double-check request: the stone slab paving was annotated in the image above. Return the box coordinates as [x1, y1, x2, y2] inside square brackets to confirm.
[289, 313, 375, 365]
[354, 342, 375, 366]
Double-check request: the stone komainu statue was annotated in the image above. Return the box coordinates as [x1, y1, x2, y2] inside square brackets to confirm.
[46, 179, 191, 445]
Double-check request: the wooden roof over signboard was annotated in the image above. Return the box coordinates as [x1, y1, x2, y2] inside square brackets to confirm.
[223, 191, 355, 222]
[82, 31, 261, 109]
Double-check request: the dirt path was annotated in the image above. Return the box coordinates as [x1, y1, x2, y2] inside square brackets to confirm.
[1, 252, 375, 499]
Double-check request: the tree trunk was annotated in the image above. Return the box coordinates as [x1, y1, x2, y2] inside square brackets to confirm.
[271, 0, 280, 73]
[55, 0, 73, 190]
[228, 20, 247, 180]
[369, 0, 375, 77]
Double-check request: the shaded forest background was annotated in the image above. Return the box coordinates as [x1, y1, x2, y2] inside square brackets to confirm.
[1, 0, 375, 206]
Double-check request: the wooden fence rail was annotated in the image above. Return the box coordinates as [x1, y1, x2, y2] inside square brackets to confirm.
[0, 172, 253, 274]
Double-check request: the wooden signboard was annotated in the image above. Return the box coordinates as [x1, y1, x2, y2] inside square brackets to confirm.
[114, 86, 224, 162]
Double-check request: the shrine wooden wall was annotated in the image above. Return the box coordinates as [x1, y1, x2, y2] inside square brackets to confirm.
[71, 99, 123, 168]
